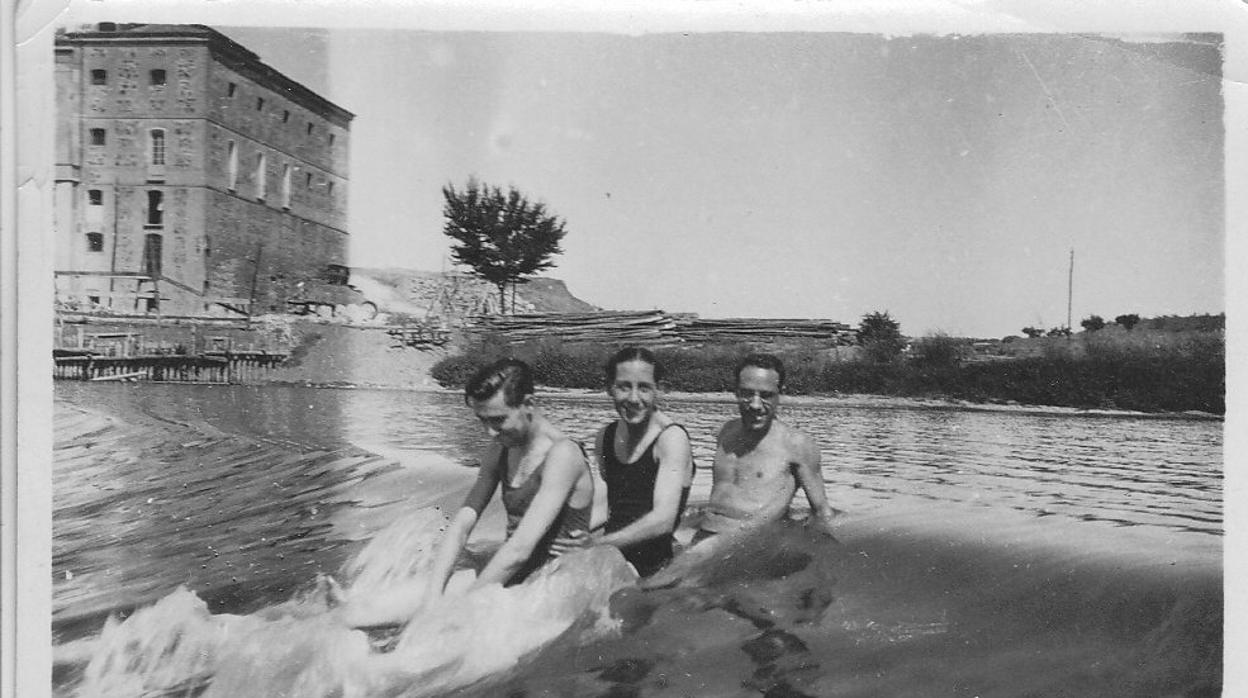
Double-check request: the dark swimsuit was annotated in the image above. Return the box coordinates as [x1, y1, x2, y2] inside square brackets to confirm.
[467, 446, 592, 586]
[601, 422, 693, 577]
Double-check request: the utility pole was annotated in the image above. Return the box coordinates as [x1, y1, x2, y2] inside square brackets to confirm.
[1066, 248, 1074, 337]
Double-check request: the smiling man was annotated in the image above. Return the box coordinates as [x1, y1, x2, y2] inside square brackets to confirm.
[695, 353, 837, 543]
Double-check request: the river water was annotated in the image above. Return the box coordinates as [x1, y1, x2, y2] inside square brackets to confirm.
[52, 383, 1223, 697]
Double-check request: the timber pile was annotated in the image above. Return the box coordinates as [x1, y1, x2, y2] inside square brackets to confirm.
[467, 310, 681, 345]
[675, 317, 857, 345]
[467, 311, 857, 347]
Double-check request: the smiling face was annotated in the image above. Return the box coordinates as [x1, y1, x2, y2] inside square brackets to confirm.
[609, 359, 659, 428]
[469, 392, 533, 447]
[735, 365, 781, 433]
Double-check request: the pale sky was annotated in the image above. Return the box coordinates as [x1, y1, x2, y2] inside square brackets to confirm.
[48, 3, 1227, 339]
[212, 26, 1224, 338]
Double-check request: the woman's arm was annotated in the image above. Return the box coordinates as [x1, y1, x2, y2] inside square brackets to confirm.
[598, 425, 692, 549]
[588, 426, 610, 532]
[473, 440, 585, 587]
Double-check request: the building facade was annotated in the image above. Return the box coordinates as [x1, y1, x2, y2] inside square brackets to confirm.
[54, 23, 353, 316]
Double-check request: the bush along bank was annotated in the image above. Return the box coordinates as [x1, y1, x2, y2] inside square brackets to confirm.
[430, 332, 1224, 415]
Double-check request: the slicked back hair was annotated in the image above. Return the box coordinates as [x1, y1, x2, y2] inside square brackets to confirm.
[604, 346, 665, 385]
[465, 358, 535, 407]
[735, 353, 786, 390]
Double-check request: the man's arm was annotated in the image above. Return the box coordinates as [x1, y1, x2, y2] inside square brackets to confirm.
[598, 425, 692, 549]
[791, 433, 837, 537]
[334, 450, 500, 627]
[473, 440, 584, 587]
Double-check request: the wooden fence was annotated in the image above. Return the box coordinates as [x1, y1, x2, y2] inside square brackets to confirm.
[54, 351, 289, 384]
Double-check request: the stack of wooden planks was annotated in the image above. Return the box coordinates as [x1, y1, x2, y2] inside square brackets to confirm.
[467, 310, 682, 345]
[674, 317, 857, 346]
[467, 311, 857, 347]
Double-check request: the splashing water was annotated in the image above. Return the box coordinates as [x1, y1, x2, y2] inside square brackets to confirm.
[63, 509, 638, 698]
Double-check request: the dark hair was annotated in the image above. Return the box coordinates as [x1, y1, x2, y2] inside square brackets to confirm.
[735, 353, 785, 388]
[604, 346, 665, 384]
[465, 358, 535, 407]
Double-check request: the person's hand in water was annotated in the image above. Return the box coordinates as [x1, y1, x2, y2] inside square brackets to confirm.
[318, 574, 349, 607]
[549, 529, 595, 557]
[807, 515, 839, 541]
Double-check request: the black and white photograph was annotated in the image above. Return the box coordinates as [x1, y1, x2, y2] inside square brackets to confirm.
[2, 1, 1240, 696]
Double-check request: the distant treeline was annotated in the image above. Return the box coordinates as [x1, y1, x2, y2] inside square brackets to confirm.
[433, 326, 1224, 415]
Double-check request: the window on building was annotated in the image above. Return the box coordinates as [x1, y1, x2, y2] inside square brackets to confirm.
[204, 235, 211, 257]
[150, 69, 166, 86]
[306, 122, 314, 135]
[86, 232, 104, 252]
[327, 181, 334, 198]
[329, 133, 336, 147]
[88, 189, 103, 205]
[281, 164, 292, 209]
[149, 129, 166, 165]
[143, 233, 163, 278]
[305, 172, 313, 188]
[256, 97, 265, 111]
[282, 110, 290, 123]
[227, 140, 238, 191]
[146, 190, 164, 227]
[228, 82, 237, 98]
[90, 128, 106, 146]
[255, 153, 267, 201]
[87, 294, 101, 306]
[90, 69, 107, 85]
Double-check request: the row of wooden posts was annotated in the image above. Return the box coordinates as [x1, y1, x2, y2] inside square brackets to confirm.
[53, 351, 289, 384]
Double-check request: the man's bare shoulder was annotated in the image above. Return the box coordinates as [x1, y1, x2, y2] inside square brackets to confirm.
[775, 421, 819, 459]
[716, 418, 742, 444]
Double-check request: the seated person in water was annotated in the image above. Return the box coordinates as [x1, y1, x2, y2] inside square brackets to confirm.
[643, 354, 836, 590]
[696, 353, 837, 542]
[333, 358, 595, 627]
[554, 347, 695, 578]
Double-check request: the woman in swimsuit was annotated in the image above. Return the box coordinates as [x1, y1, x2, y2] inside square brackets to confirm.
[333, 358, 593, 627]
[557, 347, 694, 578]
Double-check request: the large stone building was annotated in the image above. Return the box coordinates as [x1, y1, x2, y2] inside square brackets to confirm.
[53, 23, 352, 316]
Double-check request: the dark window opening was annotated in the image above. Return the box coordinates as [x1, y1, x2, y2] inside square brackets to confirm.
[149, 69, 166, 86]
[256, 97, 265, 111]
[327, 181, 334, 198]
[146, 190, 164, 227]
[90, 69, 107, 85]
[305, 172, 313, 188]
[87, 295, 101, 305]
[88, 189, 103, 205]
[306, 122, 314, 135]
[329, 133, 336, 147]
[90, 128, 106, 146]
[228, 82, 237, 97]
[282, 110, 290, 123]
[150, 129, 166, 165]
[143, 233, 163, 278]
[324, 264, 350, 285]
[86, 232, 104, 252]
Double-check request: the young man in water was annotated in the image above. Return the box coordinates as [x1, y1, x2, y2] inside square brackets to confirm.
[642, 354, 836, 588]
[696, 353, 837, 541]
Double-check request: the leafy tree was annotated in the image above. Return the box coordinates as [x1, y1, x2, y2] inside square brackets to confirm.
[1021, 326, 1044, 339]
[1080, 315, 1105, 332]
[857, 311, 906, 363]
[1114, 313, 1141, 331]
[1046, 326, 1072, 338]
[442, 178, 568, 312]
[910, 332, 966, 369]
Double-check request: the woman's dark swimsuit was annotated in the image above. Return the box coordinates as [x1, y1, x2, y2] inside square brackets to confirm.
[467, 446, 591, 586]
[601, 422, 693, 577]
